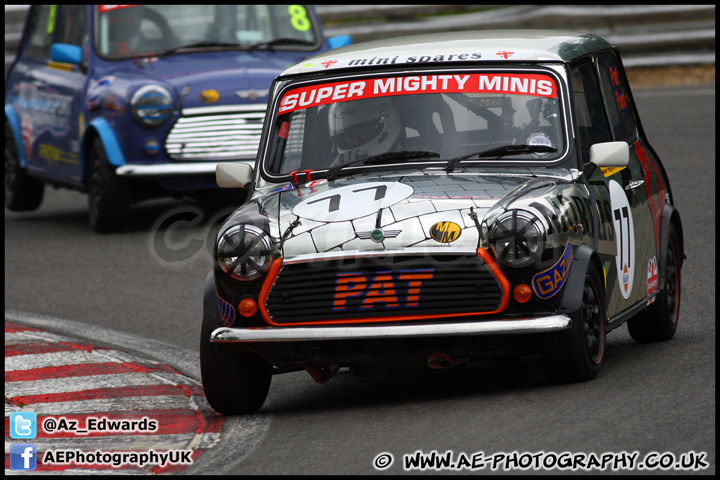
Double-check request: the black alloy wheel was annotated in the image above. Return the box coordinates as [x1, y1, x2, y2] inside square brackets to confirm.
[541, 261, 606, 383]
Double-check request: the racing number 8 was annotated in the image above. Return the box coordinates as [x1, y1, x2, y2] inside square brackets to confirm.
[288, 5, 311, 32]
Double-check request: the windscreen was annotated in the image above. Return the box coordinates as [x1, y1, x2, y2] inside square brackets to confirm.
[267, 71, 565, 175]
[96, 5, 319, 57]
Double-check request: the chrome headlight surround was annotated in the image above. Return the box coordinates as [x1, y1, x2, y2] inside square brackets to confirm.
[489, 210, 546, 268]
[216, 224, 273, 281]
[131, 85, 173, 127]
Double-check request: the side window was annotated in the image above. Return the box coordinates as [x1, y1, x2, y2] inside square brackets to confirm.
[570, 62, 613, 164]
[25, 5, 54, 59]
[597, 52, 637, 143]
[55, 5, 87, 47]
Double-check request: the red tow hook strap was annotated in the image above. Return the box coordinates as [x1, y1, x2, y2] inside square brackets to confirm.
[427, 353, 475, 369]
[304, 364, 340, 383]
[288, 169, 314, 185]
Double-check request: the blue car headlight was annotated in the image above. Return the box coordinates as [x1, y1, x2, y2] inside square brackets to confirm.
[131, 85, 173, 127]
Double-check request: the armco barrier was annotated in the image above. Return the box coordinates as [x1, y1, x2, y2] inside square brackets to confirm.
[4, 4, 716, 77]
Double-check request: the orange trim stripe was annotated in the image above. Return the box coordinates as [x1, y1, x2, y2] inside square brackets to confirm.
[258, 258, 284, 325]
[476, 247, 510, 312]
[258, 252, 510, 327]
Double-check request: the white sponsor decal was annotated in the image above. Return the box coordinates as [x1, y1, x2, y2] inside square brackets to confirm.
[647, 256, 658, 304]
[609, 180, 635, 299]
[301, 50, 537, 71]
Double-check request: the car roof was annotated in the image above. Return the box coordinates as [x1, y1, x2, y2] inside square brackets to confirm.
[281, 29, 614, 77]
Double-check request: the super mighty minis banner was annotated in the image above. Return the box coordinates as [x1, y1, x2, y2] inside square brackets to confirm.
[278, 73, 557, 115]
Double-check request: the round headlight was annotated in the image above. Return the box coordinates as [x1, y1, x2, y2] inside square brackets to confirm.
[131, 85, 173, 127]
[489, 210, 546, 267]
[216, 224, 273, 281]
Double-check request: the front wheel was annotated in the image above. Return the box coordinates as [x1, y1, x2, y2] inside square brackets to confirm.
[627, 224, 681, 342]
[87, 138, 130, 233]
[541, 262, 606, 383]
[5, 121, 44, 211]
[200, 323, 272, 414]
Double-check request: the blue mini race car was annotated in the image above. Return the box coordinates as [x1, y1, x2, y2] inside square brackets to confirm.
[5, 5, 350, 232]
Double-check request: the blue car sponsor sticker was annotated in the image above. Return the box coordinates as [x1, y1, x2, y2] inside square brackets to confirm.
[532, 242, 573, 299]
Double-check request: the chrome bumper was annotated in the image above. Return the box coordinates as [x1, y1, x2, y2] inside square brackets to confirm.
[115, 160, 254, 177]
[210, 314, 572, 343]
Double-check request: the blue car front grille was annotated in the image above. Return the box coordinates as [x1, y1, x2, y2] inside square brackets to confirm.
[165, 105, 266, 161]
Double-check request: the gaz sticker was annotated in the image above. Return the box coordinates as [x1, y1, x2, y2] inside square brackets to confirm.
[532, 242, 573, 299]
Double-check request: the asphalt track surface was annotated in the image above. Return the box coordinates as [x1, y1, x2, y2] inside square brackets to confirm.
[4, 84, 715, 474]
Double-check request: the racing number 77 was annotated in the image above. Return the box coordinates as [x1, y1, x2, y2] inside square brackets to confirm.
[307, 185, 388, 213]
[613, 206, 631, 271]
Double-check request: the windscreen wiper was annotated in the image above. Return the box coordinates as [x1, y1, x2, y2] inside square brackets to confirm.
[325, 150, 439, 180]
[445, 144, 557, 172]
[247, 38, 316, 53]
[158, 41, 239, 58]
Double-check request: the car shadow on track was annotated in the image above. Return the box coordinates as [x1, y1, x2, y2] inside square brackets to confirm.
[253, 329, 688, 415]
[260, 355, 557, 414]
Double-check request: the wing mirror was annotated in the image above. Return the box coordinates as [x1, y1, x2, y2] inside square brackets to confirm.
[583, 141, 629, 177]
[50, 44, 83, 64]
[216, 162, 253, 188]
[327, 35, 352, 50]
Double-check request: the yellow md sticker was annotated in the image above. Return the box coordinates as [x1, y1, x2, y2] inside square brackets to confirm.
[429, 221, 462, 243]
[200, 89, 220, 103]
[601, 166, 626, 177]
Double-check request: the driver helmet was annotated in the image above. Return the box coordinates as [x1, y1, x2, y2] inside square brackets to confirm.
[542, 99, 559, 122]
[329, 98, 400, 161]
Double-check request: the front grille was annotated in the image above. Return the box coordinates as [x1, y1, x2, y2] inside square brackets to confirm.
[264, 254, 505, 325]
[165, 105, 266, 160]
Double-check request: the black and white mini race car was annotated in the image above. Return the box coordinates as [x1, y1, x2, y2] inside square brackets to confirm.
[199, 30, 683, 414]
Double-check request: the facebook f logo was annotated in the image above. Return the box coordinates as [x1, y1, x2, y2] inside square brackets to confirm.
[10, 412, 37, 439]
[10, 444, 37, 470]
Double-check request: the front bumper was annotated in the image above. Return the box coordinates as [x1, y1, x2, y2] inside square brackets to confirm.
[210, 314, 572, 343]
[115, 160, 254, 177]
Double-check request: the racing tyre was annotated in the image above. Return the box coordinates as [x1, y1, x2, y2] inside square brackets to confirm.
[88, 138, 130, 233]
[541, 262, 606, 383]
[5, 121, 44, 211]
[200, 323, 272, 414]
[627, 224, 681, 342]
